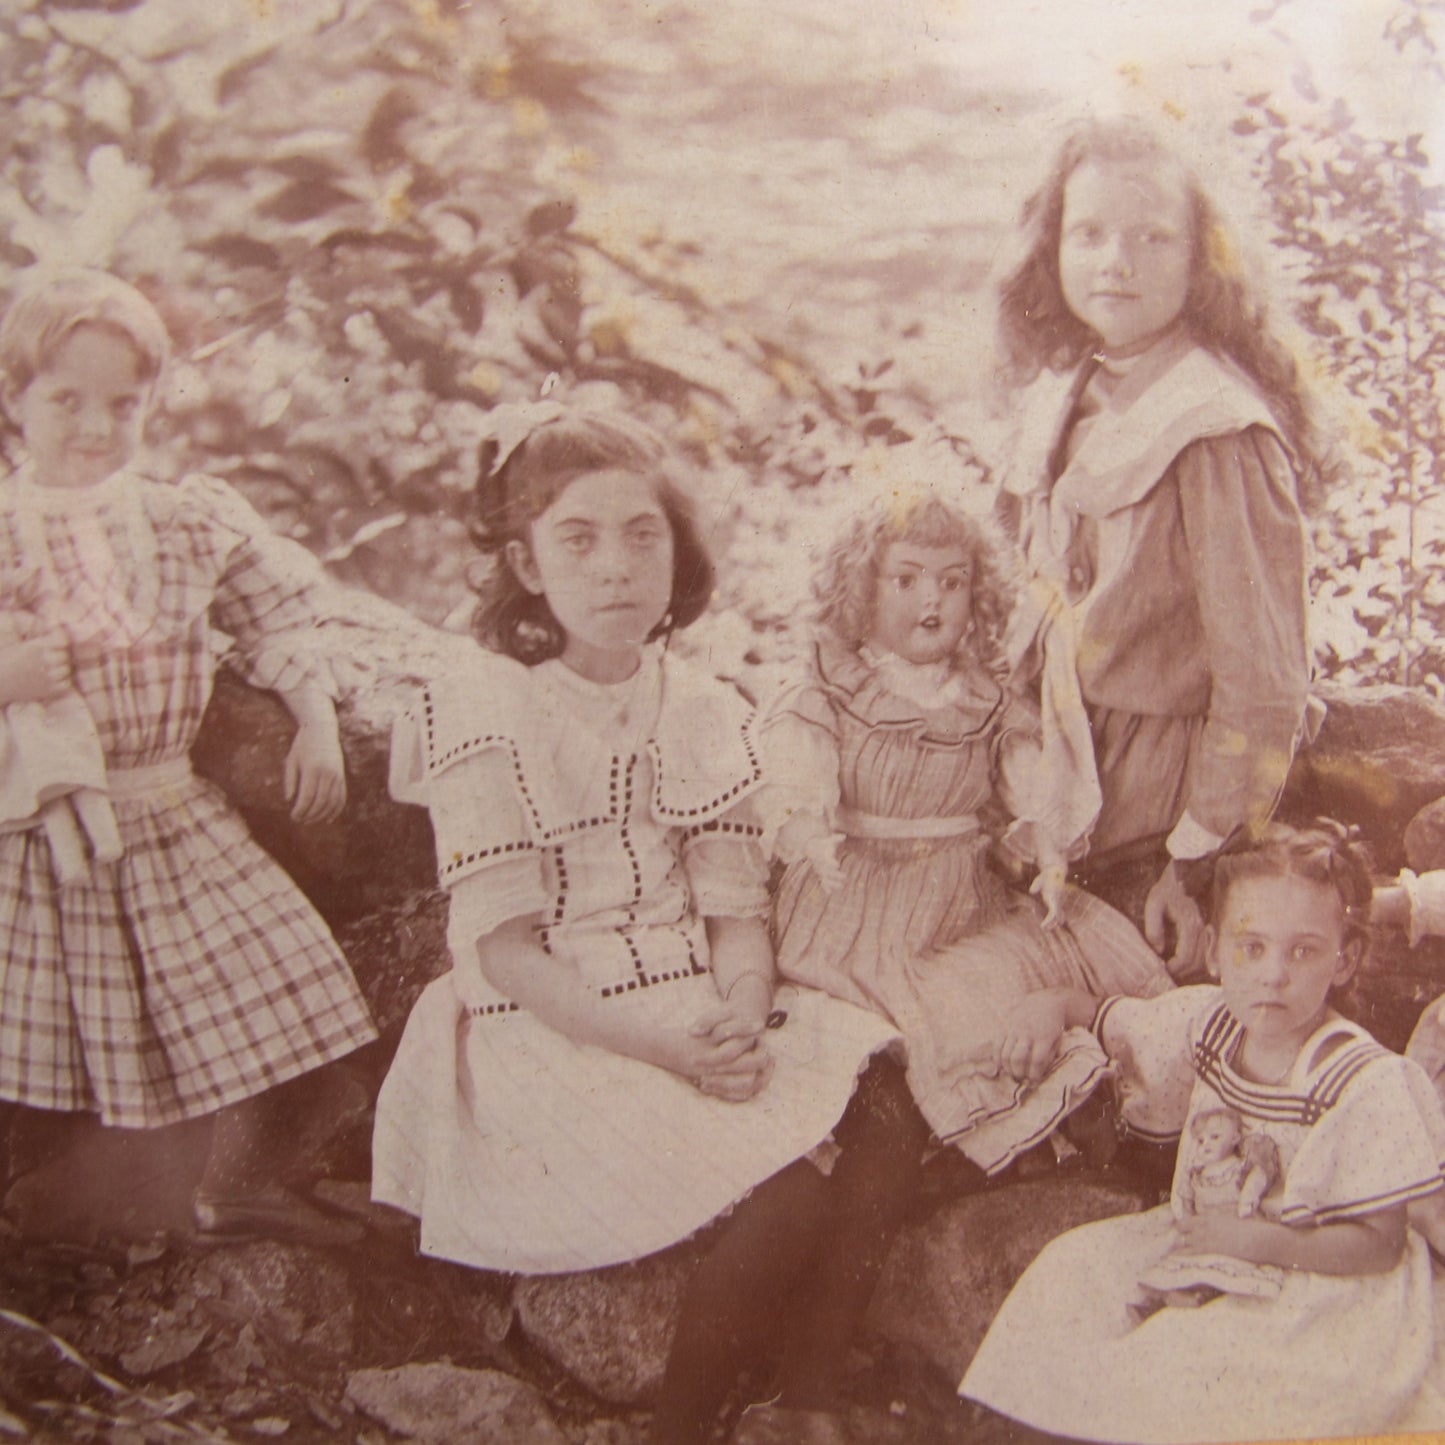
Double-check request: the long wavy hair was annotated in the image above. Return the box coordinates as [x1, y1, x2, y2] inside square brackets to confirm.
[812, 494, 1014, 670]
[995, 117, 1329, 507]
[469, 410, 716, 665]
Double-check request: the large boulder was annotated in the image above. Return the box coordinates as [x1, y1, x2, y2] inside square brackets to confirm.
[345, 1362, 567, 1443]
[867, 1177, 1146, 1382]
[1284, 683, 1445, 869]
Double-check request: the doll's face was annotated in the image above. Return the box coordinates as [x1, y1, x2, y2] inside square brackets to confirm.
[1192, 1112, 1242, 1165]
[869, 542, 973, 665]
[1058, 158, 1193, 354]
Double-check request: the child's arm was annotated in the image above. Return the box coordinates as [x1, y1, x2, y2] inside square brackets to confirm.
[276, 683, 347, 825]
[0, 630, 70, 707]
[477, 914, 770, 1098]
[1173, 1203, 1405, 1276]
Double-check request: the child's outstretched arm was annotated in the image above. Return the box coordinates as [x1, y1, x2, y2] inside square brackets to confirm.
[277, 683, 347, 825]
[1173, 1203, 1405, 1276]
[477, 914, 771, 1099]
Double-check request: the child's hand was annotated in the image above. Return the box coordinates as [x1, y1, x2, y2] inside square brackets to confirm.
[284, 720, 347, 824]
[995, 991, 1069, 1083]
[804, 833, 846, 892]
[1030, 863, 1068, 929]
[0, 631, 70, 705]
[1144, 860, 1205, 977]
[1172, 1210, 1266, 1261]
[670, 1010, 773, 1101]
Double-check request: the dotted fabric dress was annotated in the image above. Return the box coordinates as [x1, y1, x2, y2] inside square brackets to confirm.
[372, 644, 899, 1275]
[962, 986, 1445, 1443]
[0, 469, 376, 1129]
[762, 640, 1172, 1173]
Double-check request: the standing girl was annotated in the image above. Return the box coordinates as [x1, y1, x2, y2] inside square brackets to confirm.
[995, 117, 1318, 968]
[961, 822, 1445, 1443]
[372, 409, 912, 1445]
[761, 478, 1172, 1176]
[0, 267, 375, 1244]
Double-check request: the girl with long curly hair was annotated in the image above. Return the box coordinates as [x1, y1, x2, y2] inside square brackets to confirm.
[759, 473, 1171, 1178]
[994, 116, 1319, 974]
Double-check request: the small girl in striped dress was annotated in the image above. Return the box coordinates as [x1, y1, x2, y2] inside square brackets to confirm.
[0, 267, 375, 1245]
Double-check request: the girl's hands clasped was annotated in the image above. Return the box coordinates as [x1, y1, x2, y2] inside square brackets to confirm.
[680, 1004, 774, 1101]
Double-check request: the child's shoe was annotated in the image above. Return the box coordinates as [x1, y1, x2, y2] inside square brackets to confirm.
[193, 1180, 364, 1248]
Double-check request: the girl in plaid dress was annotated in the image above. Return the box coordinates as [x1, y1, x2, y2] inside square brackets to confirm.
[0, 268, 376, 1245]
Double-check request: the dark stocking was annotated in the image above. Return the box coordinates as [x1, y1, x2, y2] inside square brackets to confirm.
[777, 1054, 939, 1406]
[650, 1159, 829, 1445]
[199, 1089, 284, 1200]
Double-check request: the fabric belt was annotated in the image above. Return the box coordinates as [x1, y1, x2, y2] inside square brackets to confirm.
[104, 757, 196, 799]
[836, 807, 980, 840]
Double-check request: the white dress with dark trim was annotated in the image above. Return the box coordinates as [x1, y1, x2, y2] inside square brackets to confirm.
[962, 986, 1445, 1443]
[371, 644, 899, 1275]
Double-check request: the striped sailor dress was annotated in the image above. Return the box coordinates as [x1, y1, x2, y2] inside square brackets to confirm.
[371, 643, 898, 1275]
[962, 985, 1445, 1443]
[0, 468, 376, 1130]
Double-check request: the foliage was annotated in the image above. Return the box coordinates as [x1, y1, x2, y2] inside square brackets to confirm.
[0, 0, 1441, 699]
[1229, 1, 1445, 695]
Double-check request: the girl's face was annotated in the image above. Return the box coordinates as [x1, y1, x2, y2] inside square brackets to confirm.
[1206, 873, 1356, 1061]
[8, 324, 152, 490]
[1058, 158, 1193, 355]
[507, 468, 674, 683]
[869, 542, 973, 665]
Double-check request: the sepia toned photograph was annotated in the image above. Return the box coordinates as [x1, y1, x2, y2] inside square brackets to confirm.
[0, 1, 1443, 1441]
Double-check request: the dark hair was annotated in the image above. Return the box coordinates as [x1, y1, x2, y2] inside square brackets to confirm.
[811, 492, 1014, 669]
[995, 117, 1329, 508]
[1209, 819, 1375, 967]
[469, 411, 715, 664]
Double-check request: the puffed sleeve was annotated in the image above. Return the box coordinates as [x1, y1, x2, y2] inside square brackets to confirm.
[1173, 428, 1311, 842]
[389, 708, 548, 953]
[185, 476, 346, 697]
[680, 794, 769, 920]
[754, 680, 842, 860]
[1279, 1053, 1445, 1225]
[1093, 985, 1218, 1142]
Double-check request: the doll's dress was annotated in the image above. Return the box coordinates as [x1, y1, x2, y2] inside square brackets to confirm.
[0, 468, 375, 1129]
[962, 986, 1445, 1443]
[372, 644, 899, 1275]
[763, 640, 1171, 1173]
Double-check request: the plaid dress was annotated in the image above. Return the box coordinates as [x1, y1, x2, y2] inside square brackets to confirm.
[0, 468, 376, 1129]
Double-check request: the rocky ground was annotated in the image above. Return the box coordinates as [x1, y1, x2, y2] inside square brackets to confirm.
[2, 628, 1445, 1444]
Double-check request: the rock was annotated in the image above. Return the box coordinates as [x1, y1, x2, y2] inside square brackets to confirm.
[513, 1245, 705, 1406]
[345, 1362, 567, 1443]
[205, 1242, 355, 1357]
[867, 1177, 1146, 1381]
[1406, 796, 1445, 873]
[1286, 684, 1445, 868]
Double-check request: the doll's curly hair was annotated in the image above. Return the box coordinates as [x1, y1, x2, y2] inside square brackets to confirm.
[469, 410, 715, 664]
[811, 493, 1015, 668]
